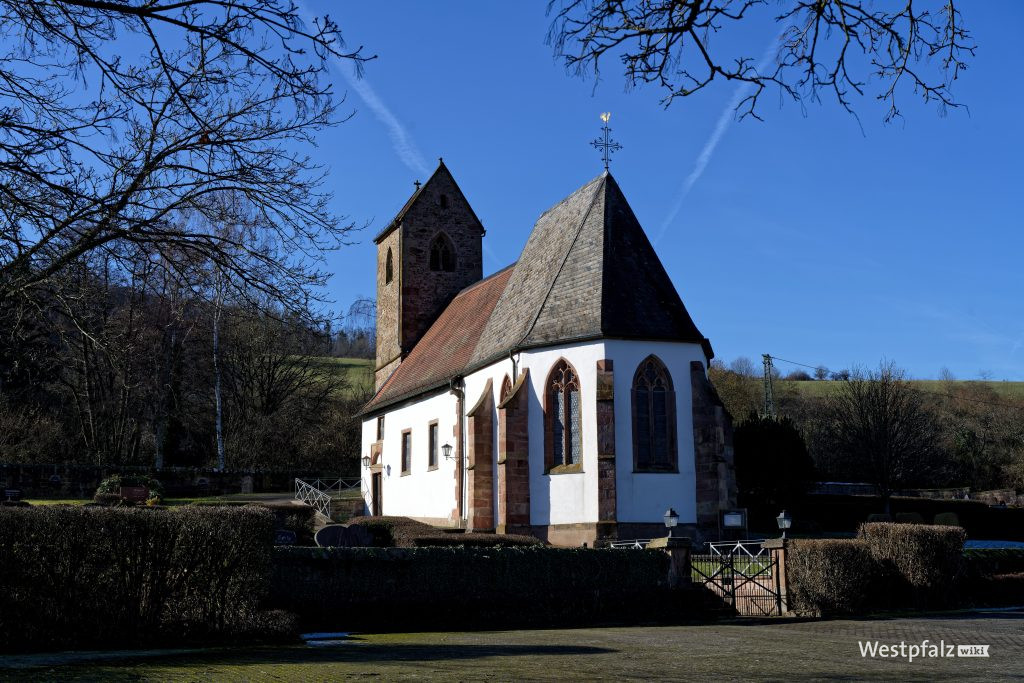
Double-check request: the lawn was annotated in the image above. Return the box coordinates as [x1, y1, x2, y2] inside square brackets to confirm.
[3, 612, 1020, 681]
[23, 492, 303, 507]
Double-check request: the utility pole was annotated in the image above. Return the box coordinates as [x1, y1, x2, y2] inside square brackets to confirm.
[762, 354, 776, 418]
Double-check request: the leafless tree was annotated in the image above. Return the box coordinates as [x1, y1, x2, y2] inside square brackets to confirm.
[814, 365, 829, 381]
[825, 362, 944, 512]
[548, 0, 974, 121]
[0, 0, 369, 316]
[220, 303, 344, 471]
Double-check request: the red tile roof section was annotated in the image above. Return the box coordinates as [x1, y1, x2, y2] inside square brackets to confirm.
[362, 265, 515, 413]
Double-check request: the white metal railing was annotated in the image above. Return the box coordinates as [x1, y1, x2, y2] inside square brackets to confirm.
[609, 539, 654, 549]
[306, 478, 360, 495]
[294, 478, 334, 516]
[708, 539, 767, 558]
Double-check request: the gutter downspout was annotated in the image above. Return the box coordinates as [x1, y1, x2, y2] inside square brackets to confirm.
[449, 376, 467, 527]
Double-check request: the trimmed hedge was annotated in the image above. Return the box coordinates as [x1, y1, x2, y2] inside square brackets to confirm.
[749, 494, 1024, 540]
[347, 516, 544, 548]
[0, 504, 279, 652]
[969, 572, 1024, 607]
[787, 523, 968, 614]
[788, 539, 877, 615]
[964, 548, 1024, 576]
[269, 545, 685, 630]
[858, 522, 966, 607]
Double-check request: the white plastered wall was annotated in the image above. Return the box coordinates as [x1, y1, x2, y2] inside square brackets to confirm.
[361, 338, 706, 529]
[360, 389, 459, 521]
[604, 339, 706, 525]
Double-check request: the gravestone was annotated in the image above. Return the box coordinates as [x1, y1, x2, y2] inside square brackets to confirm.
[119, 486, 149, 504]
[315, 524, 374, 548]
[274, 529, 298, 546]
[240, 475, 254, 495]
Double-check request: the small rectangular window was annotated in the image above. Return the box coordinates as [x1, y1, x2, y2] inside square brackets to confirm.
[428, 421, 439, 469]
[401, 430, 411, 475]
[376, 416, 385, 442]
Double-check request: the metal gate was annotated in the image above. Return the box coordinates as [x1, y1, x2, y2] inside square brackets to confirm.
[691, 540, 783, 616]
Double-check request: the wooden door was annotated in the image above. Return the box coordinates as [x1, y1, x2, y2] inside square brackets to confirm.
[371, 472, 382, 516]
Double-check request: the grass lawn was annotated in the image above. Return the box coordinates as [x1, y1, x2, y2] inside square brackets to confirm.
[307, 356, 373, 397]
[3, 612, 1021, 681]
[23, 491, 304, 507]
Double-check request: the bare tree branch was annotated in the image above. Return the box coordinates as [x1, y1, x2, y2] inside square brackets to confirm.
[548, 0, 974, 121]
[0, 0, 372, 318]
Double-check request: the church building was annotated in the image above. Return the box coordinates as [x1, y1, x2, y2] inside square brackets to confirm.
[359, 160, 736, 546]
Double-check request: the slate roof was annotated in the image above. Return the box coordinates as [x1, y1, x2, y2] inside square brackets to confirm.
[361, 171, 710, 415]
[471, 171, 708, 366]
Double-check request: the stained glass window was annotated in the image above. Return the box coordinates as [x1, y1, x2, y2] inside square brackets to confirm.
[546, 359, 581, 470]
[633, 356, 676, 471]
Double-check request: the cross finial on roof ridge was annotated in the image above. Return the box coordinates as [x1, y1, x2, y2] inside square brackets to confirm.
[591, 112, 622, 171]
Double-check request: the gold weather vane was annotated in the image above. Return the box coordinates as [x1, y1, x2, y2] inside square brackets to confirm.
[591, 112, 622, 171]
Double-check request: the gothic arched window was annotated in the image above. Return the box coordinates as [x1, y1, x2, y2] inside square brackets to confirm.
[546, 359, 581, 471]
[385, 247, 394, 284]
[500, 374, 513, 403]
[632, 355, 677, 472]
[429, 233, 456, 272]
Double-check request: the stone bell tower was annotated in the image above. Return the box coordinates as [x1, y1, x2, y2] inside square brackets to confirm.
[374, 160, 485, 389]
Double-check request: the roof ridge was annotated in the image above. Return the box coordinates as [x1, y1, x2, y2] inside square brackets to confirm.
[512, 174, 607, 351]
[454, 262, 517, 297]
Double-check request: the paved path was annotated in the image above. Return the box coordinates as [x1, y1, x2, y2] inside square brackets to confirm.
[2, 611, 1022, 681]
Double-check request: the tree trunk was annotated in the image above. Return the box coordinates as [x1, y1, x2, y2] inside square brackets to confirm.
[213, 300, 225, 472]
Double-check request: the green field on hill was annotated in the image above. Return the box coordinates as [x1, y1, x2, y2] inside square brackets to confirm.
[305, 357, 1024, 405]
[779, 379, 1024, 401]
[307, 356, 374, 397]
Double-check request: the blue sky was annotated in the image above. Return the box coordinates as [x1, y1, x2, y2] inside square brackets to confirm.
[306, 1, 1023, 381]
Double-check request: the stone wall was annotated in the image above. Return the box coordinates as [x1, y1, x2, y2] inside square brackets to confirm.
[398, 166, 483, 358]
[497, 371, 530, 534]
[595, 359, 617, 525]
[374, 228, 402, 389]
[467, 379, 495, 532]
[690, 361, 738, 541]
[374, 163, 484, 390]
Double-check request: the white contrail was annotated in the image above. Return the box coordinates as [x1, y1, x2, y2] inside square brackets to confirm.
[654, 36, 781, 245]
[340, 73, 432, 178]
[299, 3, 431, 177]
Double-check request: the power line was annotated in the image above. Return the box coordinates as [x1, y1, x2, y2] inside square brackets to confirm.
[766, 354, 1023, 411]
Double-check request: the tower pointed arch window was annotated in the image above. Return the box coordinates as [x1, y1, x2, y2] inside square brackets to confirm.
[385, 247, 394, 284]
[545, 359, 582, 472]
[632, 355, 677, 472]
[429, 232, 456, 272]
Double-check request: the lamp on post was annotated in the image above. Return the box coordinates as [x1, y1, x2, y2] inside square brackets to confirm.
[442, 443, 454, 461]
[776, 510, 792, 539]
[663, 508, 679, 538]
[361, 455, 371, 469]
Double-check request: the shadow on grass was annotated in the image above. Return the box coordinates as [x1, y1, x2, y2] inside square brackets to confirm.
[6, 642, 618, 674]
